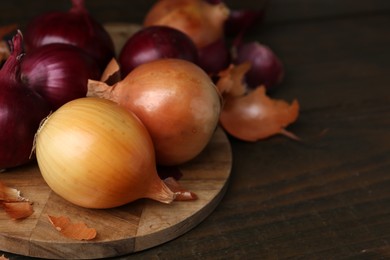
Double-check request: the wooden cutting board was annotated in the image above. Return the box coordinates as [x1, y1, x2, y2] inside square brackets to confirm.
[0, 127, 232, 259]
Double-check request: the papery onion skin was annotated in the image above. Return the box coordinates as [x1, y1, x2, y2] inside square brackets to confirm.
[0, 32, 51, 170]
[118, 25, 199, 77]
[88, 59, 222, 165]
[143, 0, 230, 48]
[35, 97, 174, 209]
[24, 0, 115, 72]
[220, 86, 299, 141]
[20, 43, 100, 110]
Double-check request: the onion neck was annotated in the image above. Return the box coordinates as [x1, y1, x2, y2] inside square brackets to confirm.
[146, 178, 176, 204]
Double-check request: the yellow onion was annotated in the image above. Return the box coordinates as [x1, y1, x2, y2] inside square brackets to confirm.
[88, 59, 222, 165]
[143, 0, 230, 48]
[35, 97, 175, 209]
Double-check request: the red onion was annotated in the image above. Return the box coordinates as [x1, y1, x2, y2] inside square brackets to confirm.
[24, 0, 115, 72]
[118, 25, 198, 77]
[0, 32, 51, 170]
[197, 37, 231, 75]
[20, 43, 100, 110]
[225, 9, 265, 39]
[235, 41, 284, 91]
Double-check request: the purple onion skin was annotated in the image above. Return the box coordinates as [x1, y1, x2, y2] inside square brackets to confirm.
[21, 43, 100, 110]
[198, 38, 231, 75]
[119, 26, 199, 77]
[235, 42, 284, 91]
[24, 0, 115, 73]
[0, 33, 51, 170]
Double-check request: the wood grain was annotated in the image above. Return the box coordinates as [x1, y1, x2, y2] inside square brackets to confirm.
[0, 127, 232, 259]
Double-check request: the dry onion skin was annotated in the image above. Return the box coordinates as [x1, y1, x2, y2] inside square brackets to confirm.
[0, 180, 33, 220]
[219, 86, 300, 141]
[2, 202, 34, 220]
[216, 62, 251, 97]
[35, 97, 175, 209]
[216, 63, 300, 141]
[47, 215, 97, 241]
[163, 177, 198, 201]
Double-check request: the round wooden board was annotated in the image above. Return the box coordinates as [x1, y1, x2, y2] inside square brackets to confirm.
[0, 127, 232, 259]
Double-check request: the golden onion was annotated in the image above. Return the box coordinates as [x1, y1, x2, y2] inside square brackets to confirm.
[35, 97, 174, 209]
[88, 59, 222, 166]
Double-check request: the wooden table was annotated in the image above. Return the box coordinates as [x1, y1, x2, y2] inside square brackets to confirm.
[1, 0, 390, 259]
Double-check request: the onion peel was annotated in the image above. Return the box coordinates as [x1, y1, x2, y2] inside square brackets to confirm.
[0, 180, 28, 202]
[163, 177, 198, 201]
[219, 86, 300, 141]
[1, 202, 34, 220]
[216, 62, 251, 97]
[47, 215, 97, 241]
[0, 180, 33, 220]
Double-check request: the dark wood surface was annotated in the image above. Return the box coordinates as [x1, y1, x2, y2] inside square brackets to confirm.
[1, 0, 390, 259]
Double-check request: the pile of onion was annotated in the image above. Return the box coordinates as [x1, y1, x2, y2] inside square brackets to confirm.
[0, 0, 300, 218]
[35, 97, 175, 209]
[88, 58, 222, 165]
[142, 0, 283, 90]
[0, 32, 51, 170]
[143, 0, 231, 75]
[24, 0, 115, 72]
